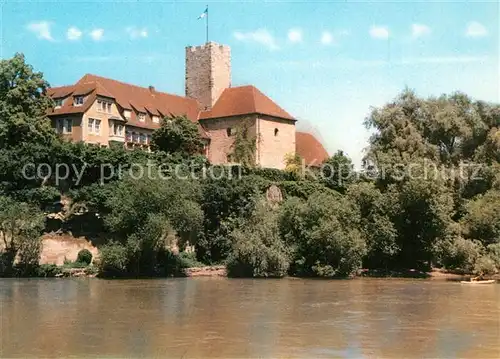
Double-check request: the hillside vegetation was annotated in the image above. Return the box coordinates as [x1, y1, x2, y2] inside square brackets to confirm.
[1, 54, 499, 278]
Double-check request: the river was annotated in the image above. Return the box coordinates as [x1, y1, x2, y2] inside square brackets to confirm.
[0, 278, 499, 358]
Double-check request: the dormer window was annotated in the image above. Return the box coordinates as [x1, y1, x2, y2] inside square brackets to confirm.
[54, 98, 64, 109]
[97, 99, 112, 113]
[138, 113, 146, 122]
[74, 96, 84, 106]
[152, 115, 160, 123]
[124, 110, 131, 119]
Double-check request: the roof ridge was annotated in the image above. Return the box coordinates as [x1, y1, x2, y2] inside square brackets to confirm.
[82, 73, 190, 101]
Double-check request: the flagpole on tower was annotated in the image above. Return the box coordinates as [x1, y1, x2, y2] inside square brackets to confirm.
[206, 4, 209, 43]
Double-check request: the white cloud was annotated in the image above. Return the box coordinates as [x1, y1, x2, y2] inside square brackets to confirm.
[369, 26, 389, 40]
[411, 23, 431, 38]
[287, 28, 303, 43]
[126, 26, 148, 39]
[27, 21, 54, 41]
[321, 31, 333, 45]
[89, 28, 104, 41]
[66, 27, 82, 41]
[465, 21, 488, 37]
[233, 29, 279, 50]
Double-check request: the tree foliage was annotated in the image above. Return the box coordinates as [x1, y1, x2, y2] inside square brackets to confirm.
[151, 115, 204, 156]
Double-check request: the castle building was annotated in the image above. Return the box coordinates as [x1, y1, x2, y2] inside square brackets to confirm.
[47, 42, 329, 169]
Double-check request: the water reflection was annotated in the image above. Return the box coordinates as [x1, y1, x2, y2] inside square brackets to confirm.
[0, 278, 499, 358]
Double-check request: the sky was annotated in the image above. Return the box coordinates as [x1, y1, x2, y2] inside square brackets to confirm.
[1, 0, 499, 166]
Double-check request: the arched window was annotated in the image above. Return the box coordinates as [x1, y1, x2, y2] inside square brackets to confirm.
[226, 128, 232, 137]
[274, 128, 279, 136]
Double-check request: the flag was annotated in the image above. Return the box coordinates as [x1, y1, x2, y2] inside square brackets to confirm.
[198, 6, 208, 20]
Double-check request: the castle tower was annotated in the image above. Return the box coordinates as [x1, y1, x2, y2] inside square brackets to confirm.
[185, 42, 231, 111]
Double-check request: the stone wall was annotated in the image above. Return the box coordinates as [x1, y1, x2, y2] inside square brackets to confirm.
[201, 115, 257, 165]
[185, 42, 231, 110]
[256, 115, 296, 169]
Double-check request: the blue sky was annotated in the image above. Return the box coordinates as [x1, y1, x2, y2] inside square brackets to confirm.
[1, 0, 498, 165]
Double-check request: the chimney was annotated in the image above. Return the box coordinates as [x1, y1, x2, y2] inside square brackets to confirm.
[148, 85, 155, 92]
[185, 42, 231, 111]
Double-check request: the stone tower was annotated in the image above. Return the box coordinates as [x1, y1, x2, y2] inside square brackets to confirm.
[185, 42, 231, 111]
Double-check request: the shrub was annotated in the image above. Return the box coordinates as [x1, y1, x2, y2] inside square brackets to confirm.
[226, 202, 290, 278]
[433, 236, 483, 272]
[76, 249, 93, 265]
[279, 193, 367, 278]
[473, 255, 497, 275]
[36, 264, 62, 277]
[486, 243, 500, 269]
[98, 242, 128, 276]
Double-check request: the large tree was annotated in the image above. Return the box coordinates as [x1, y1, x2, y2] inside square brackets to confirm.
[151, 115, 204, 157]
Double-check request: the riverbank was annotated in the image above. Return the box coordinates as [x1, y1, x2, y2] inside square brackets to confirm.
[29, 264, 499, 280]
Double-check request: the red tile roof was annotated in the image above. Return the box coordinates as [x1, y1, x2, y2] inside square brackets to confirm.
[296, 131, 329, 165]
[47, 75, 298, 143]
[76, 74, 200, 121]
[199, 85, 295, 121]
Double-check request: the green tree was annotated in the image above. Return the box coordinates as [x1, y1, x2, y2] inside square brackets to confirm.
[227, 202, 290, 278]
[0, 53, 62, 205]
[279, 192, 367, 277]
[347, 182, 399, 268]
[0, 196, 45, 275]
[462, 189, 500, 246]
[321, 150, 355, 194]
[151, 115, 204, 157]
[0, 53, 56, 148]
[199, 174, 267, 263]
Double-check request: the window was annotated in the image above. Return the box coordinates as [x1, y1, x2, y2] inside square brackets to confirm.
[88, 118, 101, 135]
[74, 96, 84, 106]
[152, 116, 160, 123]
[117, 124, 124, 136]
[54, 98, 64, 108]
[274, 128, 279, 136]
[88, 118, 94, 133]
[138, 113, 146, 122]
[95, 119, 101, 134]
[55, 118, 72, 134]
[126, 131, 132, 142]
[227, 128, 235, 137]
[132, 132, 139, 143]
[97, 100, 112, 113]
[227, 154, 234, 163]
[64, 119, 72, 134]
[140, 133, 146, 144]
[111, 121, 124, 136]
[124, 110, 131, 119]
[146, 134, 152, 144]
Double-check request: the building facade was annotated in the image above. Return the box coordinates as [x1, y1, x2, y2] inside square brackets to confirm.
[48, 42, 329, 169]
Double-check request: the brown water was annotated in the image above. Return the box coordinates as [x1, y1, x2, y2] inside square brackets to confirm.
[0, 278, 499, 358]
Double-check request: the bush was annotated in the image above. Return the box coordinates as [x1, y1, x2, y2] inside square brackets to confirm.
[279, 193, 367, 278]
[433, 236, 483, 272]
[226, 203, 290, 278]
[486, 243, 500, 268]
[76, 249, 93, 265]
[37, 264, 62, 277]
[98, 242, 128, 276]
[473, 255, 497, 275]
[177, 251, 204, 268]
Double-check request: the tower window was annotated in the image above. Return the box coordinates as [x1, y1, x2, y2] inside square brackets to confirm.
[274, 128, 279, 136]
[227, 128, 232, 137]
